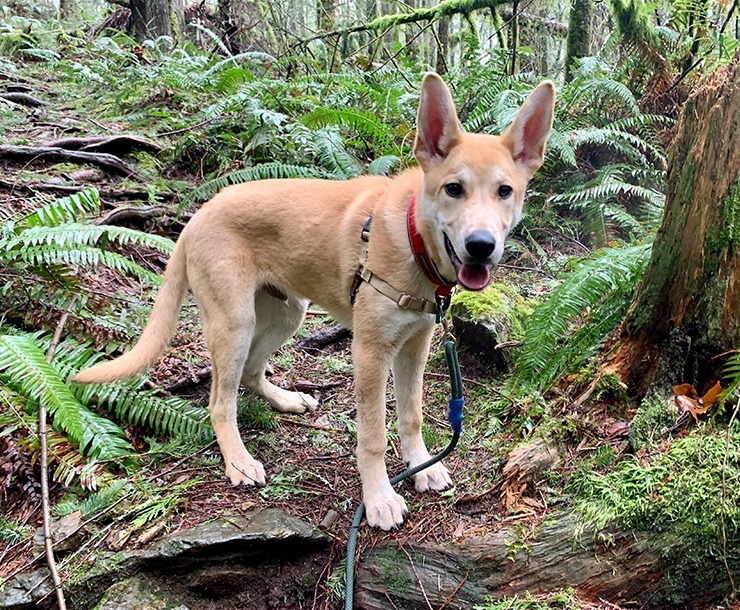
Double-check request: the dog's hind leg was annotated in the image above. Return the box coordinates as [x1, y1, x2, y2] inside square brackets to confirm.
[240, 288, 318, 414]
[199, 280, 266, 487]
[393, 325, 453, 492]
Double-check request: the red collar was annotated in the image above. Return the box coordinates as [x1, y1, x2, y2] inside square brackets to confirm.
[407, 193, 456, 298]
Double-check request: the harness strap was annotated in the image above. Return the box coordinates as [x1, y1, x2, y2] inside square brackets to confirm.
[358, 268, 438, 314]
[350, 194, 457, 318]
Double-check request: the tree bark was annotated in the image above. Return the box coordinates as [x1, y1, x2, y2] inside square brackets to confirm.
[613, 52, 740, 396]
[354, 514, 664, 609]
[564, 0, 593, 81]
[435, 15, 449, 74]
[59, 0, 79, 21]
[130, 0, 185, 42]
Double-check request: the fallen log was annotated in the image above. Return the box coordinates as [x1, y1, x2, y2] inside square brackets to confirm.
[354, 513, 666, 609]
[41, 134, 161, 155]
[0, 145, 146, 181]
[295, 326, 351, 351]
[0, 92, 46, 107]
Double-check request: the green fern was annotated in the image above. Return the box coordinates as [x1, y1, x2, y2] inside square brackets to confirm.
[721, 353, 740, 404]
[367, 155, 401, 176]
[0, 334, 132, 460]
[48, 338, 213, 441]
[512, 243, 652, 393]
[190, 163, 328, 203]
[301, 107, 399, 153]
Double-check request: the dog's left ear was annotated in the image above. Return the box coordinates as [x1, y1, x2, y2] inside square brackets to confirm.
[414, 73, 463, 169]
[502, 80, 555, 179]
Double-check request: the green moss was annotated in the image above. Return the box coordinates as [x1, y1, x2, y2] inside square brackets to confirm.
[629, 390, 678, 449]
[722, 179, 740, 255]
[475, 589, 579, 610]
[571, 427, 740, 604]
[451, 281, 534, 340]
[376, 546, 413, 598]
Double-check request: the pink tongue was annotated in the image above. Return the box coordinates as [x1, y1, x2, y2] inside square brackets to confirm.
[458, 264, 491, 290]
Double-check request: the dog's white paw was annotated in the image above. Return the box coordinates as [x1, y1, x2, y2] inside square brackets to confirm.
[265, 385, 318, 414]
[365, 490, 408, 530]
[413, 461, 452, 492]
[298, 392, 319, 410]
[225, 455, 266, 486]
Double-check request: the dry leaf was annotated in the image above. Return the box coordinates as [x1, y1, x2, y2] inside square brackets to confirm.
[701, 381, 723, 406]
[672, 383, 699, 401]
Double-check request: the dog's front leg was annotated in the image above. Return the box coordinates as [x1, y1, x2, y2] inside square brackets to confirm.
[352, 334, 407, 530]
[394, 325, 453, 492]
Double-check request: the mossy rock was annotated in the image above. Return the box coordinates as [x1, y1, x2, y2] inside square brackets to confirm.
[93, 577, 189, 610]
[450, 282, 534, 373]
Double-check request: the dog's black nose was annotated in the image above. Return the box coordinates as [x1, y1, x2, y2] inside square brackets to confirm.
[465, 231, 496, 260]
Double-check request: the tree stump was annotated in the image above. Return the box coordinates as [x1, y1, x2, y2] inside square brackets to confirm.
[613, 51, 740, 395]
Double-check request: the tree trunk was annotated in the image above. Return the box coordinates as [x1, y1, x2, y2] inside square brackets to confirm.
[564, 0, 593, 81]
[354, 514, 665, 609]
[435, 16, 449, 74]
[59, 0, 79, 21]
[613, 52, 740, 396]
[130, 0, 185, 42]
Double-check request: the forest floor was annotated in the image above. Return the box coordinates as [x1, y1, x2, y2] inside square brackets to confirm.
[1, 50, 734, 610]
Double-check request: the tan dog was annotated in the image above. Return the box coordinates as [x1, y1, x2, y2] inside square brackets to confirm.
[74, 74, 554, 530]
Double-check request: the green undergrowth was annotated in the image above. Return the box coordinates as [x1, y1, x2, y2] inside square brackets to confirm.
[570, 423, 740, 604]
[475, 589, 583, 610]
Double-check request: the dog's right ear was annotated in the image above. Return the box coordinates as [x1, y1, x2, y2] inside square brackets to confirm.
[414, 73, 462, 169]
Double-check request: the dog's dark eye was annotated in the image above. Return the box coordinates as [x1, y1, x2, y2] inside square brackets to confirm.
[498, 185, 513, 199]
[445, 183, 464, 198]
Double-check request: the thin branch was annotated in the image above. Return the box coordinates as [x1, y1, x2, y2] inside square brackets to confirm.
[301, 0, 508, 43]
[41, 304, 76, 610]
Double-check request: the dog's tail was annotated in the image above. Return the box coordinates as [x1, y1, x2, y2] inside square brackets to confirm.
[72, 239, 189, 384]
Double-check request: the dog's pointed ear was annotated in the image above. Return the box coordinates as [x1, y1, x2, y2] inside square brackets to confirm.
[414, 73, 462, 168]
[502, 80, 555, 179]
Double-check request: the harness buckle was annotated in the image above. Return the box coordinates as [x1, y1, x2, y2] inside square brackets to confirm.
[397, 294, 412, 309]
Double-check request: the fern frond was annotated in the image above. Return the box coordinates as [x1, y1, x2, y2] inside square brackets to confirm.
[16, 222, 174, 255]
[307, 127, 362, 179]
[721, 353, 740, 403]
[545, 128, 578, 167]
[191, 163, 328, 203]
[15, 189, 101, 229]
[572, 77, 640, 114]
[549, 176, 665, 209]
[512, 243, 652, 392]
[16, 243, 162, 284]
[44, 338, 212, 441]
[301, 108, 397, 151]
[367, 155, 401, 176]
[74, 382, 213, 441]
[0, 334, 132, 460]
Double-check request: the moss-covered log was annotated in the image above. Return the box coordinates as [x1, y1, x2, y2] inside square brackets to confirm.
[613, 52, 740, 395]
[354, 514, 663, 609]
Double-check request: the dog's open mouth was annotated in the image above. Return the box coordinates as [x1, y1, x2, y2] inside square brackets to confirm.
[444, 234, 493, 291]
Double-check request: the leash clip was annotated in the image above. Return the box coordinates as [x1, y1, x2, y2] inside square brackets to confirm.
[435, 292, 452, 325]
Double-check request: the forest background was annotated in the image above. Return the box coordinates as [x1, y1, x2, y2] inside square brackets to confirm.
[1, 0, 740, 609]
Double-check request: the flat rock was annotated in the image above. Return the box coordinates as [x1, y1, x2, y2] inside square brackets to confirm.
[0, 568, 51, 609]
[145, 507, 327, 561]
